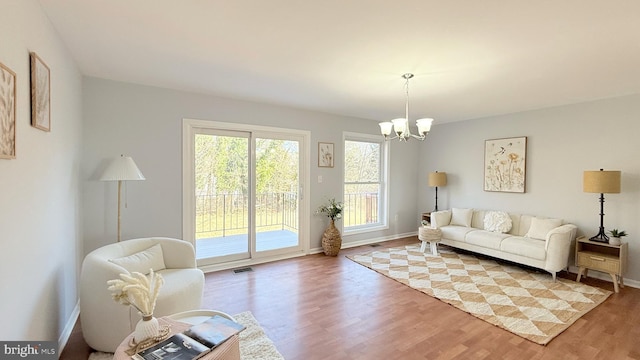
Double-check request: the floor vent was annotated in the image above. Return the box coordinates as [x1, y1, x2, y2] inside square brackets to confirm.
[370, 243, 382, 247]
[233, 267, 253, 274]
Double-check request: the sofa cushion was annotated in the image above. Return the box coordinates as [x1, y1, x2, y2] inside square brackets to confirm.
[500, 236, 547, 260]
[109, 244, 166, 274]
[440, 225, 475, 242]
[451, 208, 473, 227]
[483, 211, 513, 233]
[465, 230, 510, 250]
[525, 217, 562, 240]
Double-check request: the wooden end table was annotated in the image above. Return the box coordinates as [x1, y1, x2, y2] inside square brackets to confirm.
[575, 236, 628, 293]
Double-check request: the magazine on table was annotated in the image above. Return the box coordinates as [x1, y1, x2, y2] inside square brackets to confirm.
[132, 315, 245, 360]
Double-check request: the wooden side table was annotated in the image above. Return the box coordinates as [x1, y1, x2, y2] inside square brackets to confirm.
[575, 236, 628, 293]
[421, 212, 431, 224]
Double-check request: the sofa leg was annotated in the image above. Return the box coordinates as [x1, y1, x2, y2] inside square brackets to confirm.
[552, 272, 557, 282]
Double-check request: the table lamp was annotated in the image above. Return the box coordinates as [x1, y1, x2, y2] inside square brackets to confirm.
[428, 171, 447, 211]
[100, 155, 146, 242]
[583, 168, 621, 243]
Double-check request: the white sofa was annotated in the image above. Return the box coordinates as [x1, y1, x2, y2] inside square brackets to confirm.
[80, 237, 205, 352]
[430, 208, 577, 280]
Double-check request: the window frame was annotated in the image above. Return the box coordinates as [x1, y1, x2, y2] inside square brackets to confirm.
[342, 132, 389, 235]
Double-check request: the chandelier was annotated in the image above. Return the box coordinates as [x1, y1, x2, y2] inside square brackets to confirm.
[379, 73, 433, 141]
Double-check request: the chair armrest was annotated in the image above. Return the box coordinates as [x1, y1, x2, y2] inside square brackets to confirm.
[154, 238, 197, 269]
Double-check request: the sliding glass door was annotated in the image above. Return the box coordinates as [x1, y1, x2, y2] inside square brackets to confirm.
[184, 120, 308, 267]
[254, 136, 300, 252]
[194, 130, 250, 261]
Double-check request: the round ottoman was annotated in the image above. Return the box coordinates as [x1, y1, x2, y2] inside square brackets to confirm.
[418, 226, 442, 255]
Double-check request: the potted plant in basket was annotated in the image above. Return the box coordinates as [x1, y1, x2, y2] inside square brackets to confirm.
[608, 229, 627, 246]
[316, 198, 343, 256]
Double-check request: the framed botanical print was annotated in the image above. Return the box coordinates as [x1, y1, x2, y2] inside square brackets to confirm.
[0, 62, 16, 159]
[484, 136, 527, 193]
[318, 142, 334, 168]
[30, 52, 50, 132]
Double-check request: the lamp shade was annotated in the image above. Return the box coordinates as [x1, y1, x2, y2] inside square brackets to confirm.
[100, 155, 146, 181]
[416, 118, 433, 134]
[428, 171, 447, 187]
[391, 118, 407, 136]
[378, 122, 393, 136]
[583, 170, 620, 193]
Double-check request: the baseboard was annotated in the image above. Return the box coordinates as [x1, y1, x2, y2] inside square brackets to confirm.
[342, 231, 418, 249]
[59, 301, 80, 353]
[309, 231, 418, 254]
[567, 265, 639, 289]
[199, 250, 308, 273]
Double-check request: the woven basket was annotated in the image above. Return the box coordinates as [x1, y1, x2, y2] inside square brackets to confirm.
[419, 227, 442, 243]
[322, 220, 342, 256]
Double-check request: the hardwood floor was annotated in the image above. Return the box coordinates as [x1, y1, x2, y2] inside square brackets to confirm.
[61, 237, 640, 359]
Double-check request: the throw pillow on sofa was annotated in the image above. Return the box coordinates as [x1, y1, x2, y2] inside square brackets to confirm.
[451, 208, 473, 227]
[525, 217, 562, 240]
[431, 210, 452, 227]
[484, 211, 512, 233]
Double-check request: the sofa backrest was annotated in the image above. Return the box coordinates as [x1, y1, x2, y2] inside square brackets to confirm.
[471, 210, 539, 237]
[435, 209, 567, 237]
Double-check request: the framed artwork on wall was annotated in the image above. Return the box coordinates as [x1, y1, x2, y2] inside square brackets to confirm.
[484, 136, 527, 193]
[318, 142, 334, 168]
[30, 52, 51, 132]
[0, 61, 16, 159]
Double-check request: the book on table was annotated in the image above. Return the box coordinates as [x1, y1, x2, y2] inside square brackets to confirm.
[132, 315, 246, 360]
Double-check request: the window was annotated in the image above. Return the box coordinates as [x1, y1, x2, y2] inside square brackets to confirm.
[343, 132, 388, 233]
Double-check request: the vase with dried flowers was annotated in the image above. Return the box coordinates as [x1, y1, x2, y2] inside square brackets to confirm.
[107, 269, 164, 343]
[316, 198, 343, 256]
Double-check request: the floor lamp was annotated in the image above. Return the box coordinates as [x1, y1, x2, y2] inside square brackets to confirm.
[428, 171, 447, 211]
[100, 155, 146, 242]
[583, 169, 621, 243]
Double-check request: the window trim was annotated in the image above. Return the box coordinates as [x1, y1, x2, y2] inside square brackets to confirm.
[342, 132, 389, 235]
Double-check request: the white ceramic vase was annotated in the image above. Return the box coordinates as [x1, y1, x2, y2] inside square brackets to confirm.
[609, 237, 622, 246]
[133, 315, 159, 343]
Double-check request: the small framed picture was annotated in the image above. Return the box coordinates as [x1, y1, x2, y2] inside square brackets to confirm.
[0, 62, 17, 159]
[318, 142, 334, 168]
[30, 52, 51, 132]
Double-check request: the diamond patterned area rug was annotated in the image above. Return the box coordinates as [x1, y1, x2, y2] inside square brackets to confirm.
[348, 245, 612, 345]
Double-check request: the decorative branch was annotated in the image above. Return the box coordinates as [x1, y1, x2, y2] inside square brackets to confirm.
[107, 269, 164, 316]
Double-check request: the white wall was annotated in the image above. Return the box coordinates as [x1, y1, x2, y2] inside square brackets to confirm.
[419, 94, 640, 282]
[82, 78, 420, 255]
[0, 0, 83, 345]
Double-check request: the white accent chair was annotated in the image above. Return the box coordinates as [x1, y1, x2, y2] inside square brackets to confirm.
[80, 237, 204, 352]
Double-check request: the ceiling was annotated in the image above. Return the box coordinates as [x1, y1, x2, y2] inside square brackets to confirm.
[38, 0, 640, 124]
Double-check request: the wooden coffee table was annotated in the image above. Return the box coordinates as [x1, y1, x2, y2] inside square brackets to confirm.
[113, 309, 241, 360]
